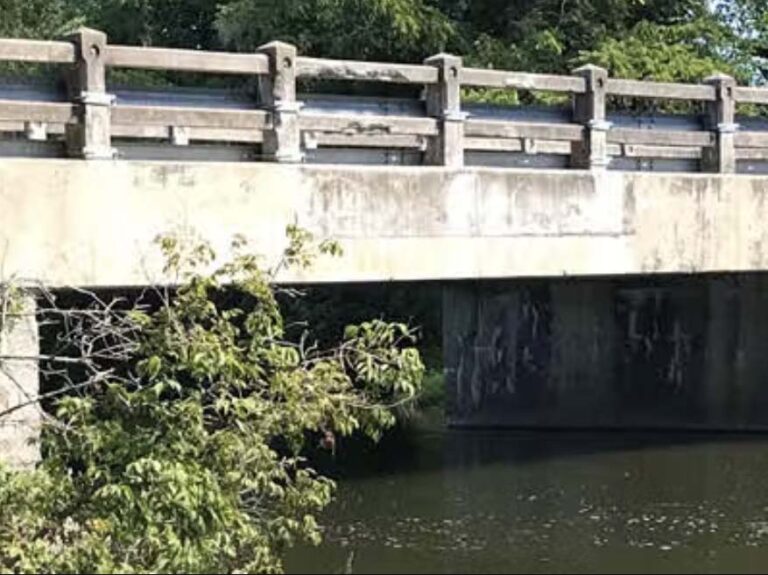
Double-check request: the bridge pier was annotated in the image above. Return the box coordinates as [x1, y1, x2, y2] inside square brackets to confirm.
[444, 274, 768, 431]
[0, 296, 41, 468]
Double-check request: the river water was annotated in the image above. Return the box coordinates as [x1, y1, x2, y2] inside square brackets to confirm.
[286, 422, 768, 574]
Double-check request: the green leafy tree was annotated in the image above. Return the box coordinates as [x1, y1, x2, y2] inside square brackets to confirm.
[579, 18, 743, 83]
[437, 0, 699, 72]
[0, 228, 424, 573]
[718, 0, 768, 83]
[216, 0, 457, 61]
[76, 0, 221, 49]
[0, 0, 83, 39]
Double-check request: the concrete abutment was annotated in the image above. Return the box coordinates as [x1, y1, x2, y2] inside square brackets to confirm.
[444, 274, 768, 431]
[0, 296, 41, 469]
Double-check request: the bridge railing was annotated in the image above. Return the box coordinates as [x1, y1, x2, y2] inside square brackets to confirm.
[0, 28, 766, 172]
[106, 43, 272, 147]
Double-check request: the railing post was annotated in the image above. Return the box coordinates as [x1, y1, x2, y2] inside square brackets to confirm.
[703, 73, 738, 174]
[257, 41, 303, 163]
[64, 28, 115, 159]
[571, 64, 611, 170]
[424, 54, 464, 168]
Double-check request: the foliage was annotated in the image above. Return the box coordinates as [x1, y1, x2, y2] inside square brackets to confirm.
[718, 0, 768, 83]
[579, 17, 746, 83]
[0, 0, 83, 39]
[76, 0, 221, 49]
[0, 0, 84, 79]
[2, 0, 764, 88]
[415, 368, 445, 411]
[280, 282, 441, 360]
[0, 230, 424, 574]
[215, 0, 457, 62]
[439, 0, 691, 71]
[0, 0, 762, 80]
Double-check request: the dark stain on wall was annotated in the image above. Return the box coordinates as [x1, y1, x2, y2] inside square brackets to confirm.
[445, 273, 768, 430]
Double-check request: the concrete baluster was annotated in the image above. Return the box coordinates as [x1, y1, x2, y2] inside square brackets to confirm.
[571, 64, 611, 170]
[257, 41, 303, 163]
[65, 28, 115, 159]
[424, 54, 464, 168]
[703, 73, 738, 174]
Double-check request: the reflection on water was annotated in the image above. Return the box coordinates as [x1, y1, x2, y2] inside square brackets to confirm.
[286, 426, 768, 574]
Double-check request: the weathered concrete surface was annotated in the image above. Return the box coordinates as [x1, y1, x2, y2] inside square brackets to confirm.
[4, 159, 768, 434]
[445, 275, 768, 430]
[0, 297, 40, 468]
[2, 160, 768, 286]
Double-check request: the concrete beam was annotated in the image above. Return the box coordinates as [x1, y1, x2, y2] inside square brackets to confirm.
[2, 161, 768, 286]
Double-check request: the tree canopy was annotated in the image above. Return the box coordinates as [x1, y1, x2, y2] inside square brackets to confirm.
[0, 229, 424, 573]
[2, 0, 767, 83]
[0, 0, 83, 39]
[217, 0, 457, 62]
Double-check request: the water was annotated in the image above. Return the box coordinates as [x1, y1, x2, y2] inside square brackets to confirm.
[286, 424, 768, 574]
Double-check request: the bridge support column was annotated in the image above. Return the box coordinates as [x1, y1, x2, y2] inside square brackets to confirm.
[443, 275, 768, 431]
[0, 295, 41, 469]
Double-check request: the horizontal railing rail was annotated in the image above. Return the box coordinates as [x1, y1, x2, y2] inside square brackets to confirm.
[297, 57, 437, 84]
[0, 38, 76, 64]
[735, 87, 768, 105]
[106, 45, 270, 75]
[606, 79, 717, 101]
[2, 28, 768, 171]
[461, 68, 586, 93]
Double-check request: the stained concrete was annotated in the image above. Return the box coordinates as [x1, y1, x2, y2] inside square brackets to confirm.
[444, 275, 768, 430]
[4, 160, 768, 442]
[1, 160, 768, 286]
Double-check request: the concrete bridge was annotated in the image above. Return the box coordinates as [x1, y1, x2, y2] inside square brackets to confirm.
[3, 30, 768, 465]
